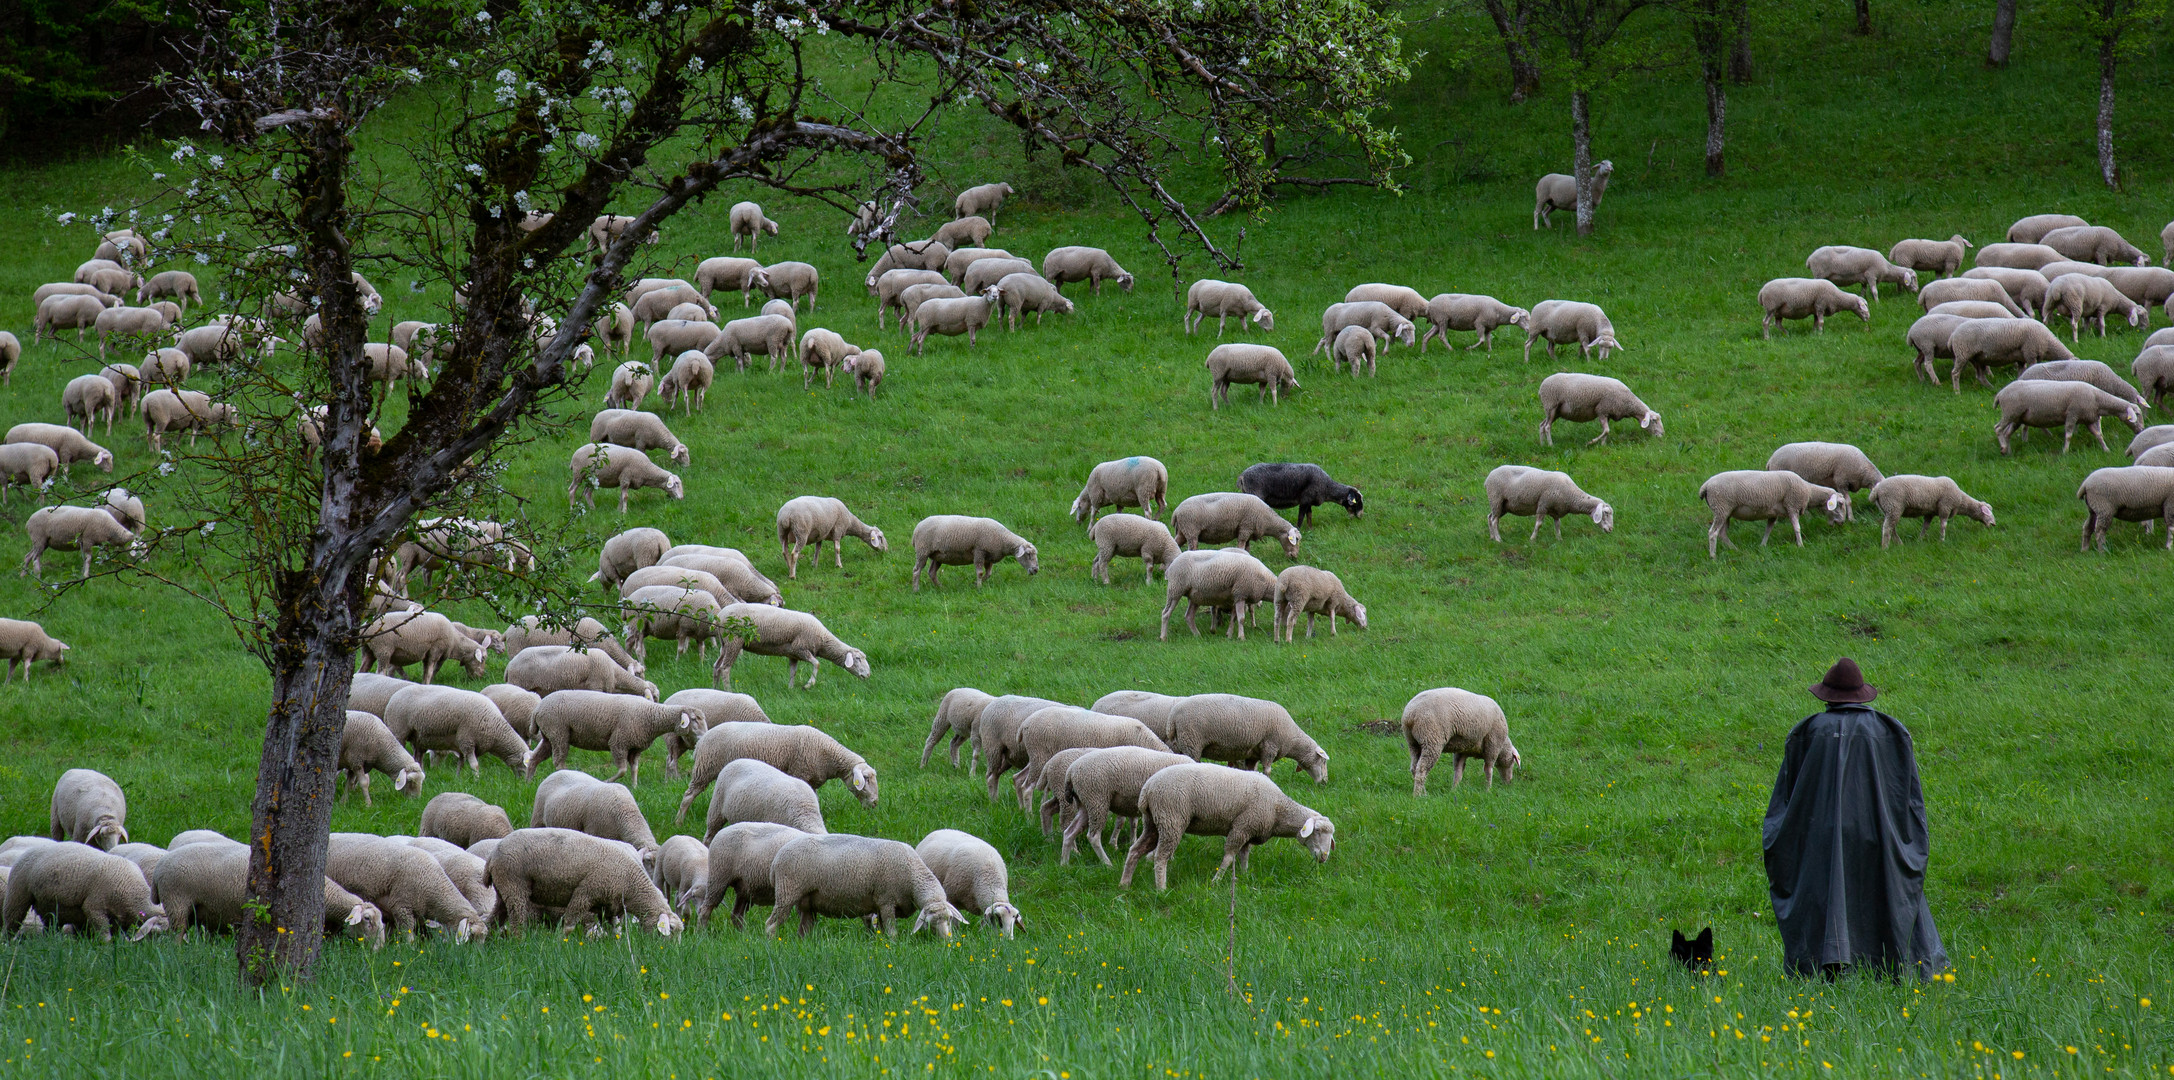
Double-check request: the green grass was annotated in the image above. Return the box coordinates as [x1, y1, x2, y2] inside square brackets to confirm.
[3, 1, 2174, 1075]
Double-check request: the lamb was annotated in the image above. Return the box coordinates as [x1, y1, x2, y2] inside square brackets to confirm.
[911, 515, 1039, 590]
[843, 349, 885, 398]
[1765, 442, 1886, 521]
[1184, 280, 1275, 336]
[2040, 225, 2150, 267]
[862, 241, 952, 291]
[1171, 491, 1302, 557]
[1013, 706, 1172, 805]
[657, 350, 715, 413]
[174, 321, 249, 368]
[34, 294, 107, 343]
[2008, 214, 2089, 244]
[1089, 513, 1181, 585]
[504, 645, 659, 700]
[503, 616, 644, 675]
[31, 282, 117, 310]
[362, 343, 426, 400]
[2045, 273, 2147, 341]
[592, 526, 672, 590]
[1401, 687, 1519, 795]
[797, 328, 861, 389]
[1057, 746, 1192, 865]
[1419, 293, 1530, 353]
[1928, 300, 2022, 320]
[775, 496, 887, 578]
[322, 836, 482, 943]
[703, 758, 827, 840]
[909, 288, 1004, 354]
[695, 258, 770, 306]
[945, 247, 1018, 284]
[382, 684, 532, 777]
[921, 688, 995, 769]
[360, 609, 488, 683]
[99, 363, 142, 418]
[0, 331, 17, 386]
[643, 319, 718, 365]
[955, 182, 1015, 220]
[676, 721, 875, 822]
[487, 827, 680, 936]
[3, 842, 165, 940]
[2077, 466, 2174, 551]
[1975, 242, 2067, 270]
[1537, 372, 1663, 446]
[1072, 456, 1169, 524]
[759, 261, 820, 310]
[2018, 359, 2147, 412]
[1698, 470, 1849, 557]
[588, 410, 690, 466]
[766, 834, 965, 939]
[1484, 465, 1614, 543]
[1315, 301, 1416, 355]
[932, 215, 994, 249]
[337, 710, 426, 806]
[567, 442, 685, 513]
[915, 830, 1022, 937]
[63, 374, 118, 436]
[1866, 475, 1996, 547]
[1993, 379, 2143, 454]
[1041, 246, 1134, 294]
[1238, 463, 1362, 528]
[1159, 548, 1279, 640]
[896, 282, 965, 329]
[140, 388, 237, 451]
[1962, 267, 2053, 316]
[2134, 346, 2174, 406]
[527, 689, 705, 786]
[698, 821, 806, 929]
[874, 269, 949, 328]
[49, 769, 127, 849]
[1949, 317, 2075, 391]
[529, 770, 659, 856]
[419, 793, 513, 848]
[20, 504, 139, 580]
[2131, 425, 2174, 458]
[661, 688, 769, 764]
[707, 313, 796, 371]
[0, 443, 57, 506]
[1806, 245, 1919, 301]
[660, 552, 784, 606]
[0, 618, 69, 680]
[1889, 235, 1974, 279]
[1532, 161, 1613, 229]
[74, 260, 140, 297]
[1331, 324, 1377, 376]
[5, 423, 111, 478]
[647, 833, 710, 915]
[620, 564, 738, 609]
[604, 360, 654, 409]
[712, 603, 872, 689]
[621, 585, 731, 663]
[992, 272, 1074, 329]
[150, 842, 385, 947]
[1120, 763, 1334, 891]
[1917, 277, 2025, 316]
[728, 201, 780, 251]
[1273, 565, 1369, 642]
[1204, 343, 1300, 408]
[1522, 299, 1623, 360]
[586, 303, 634, 357]
[92, 306, 167, 358]
[970, 695, 1065, 801]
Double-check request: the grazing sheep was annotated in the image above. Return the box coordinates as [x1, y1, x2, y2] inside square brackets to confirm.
[1315, 301, 1416, 356]
[2129, 424, 2174, 459]
[911, 515, 1038, 590]
[955, 182, 1015, 221]
[527, 690, 704, 787]
[1089, 691, 1186, 742]
[621, 585, 730, 663]
[932, 216, 994, 249]
[1522, 300, 1623, 359]
[2165, 220, 2174, 267]
[1765, 442, 1886, 521]
[483, 827, 678, 937]
[862, 241, 953, 291]
[1961, 267, 2053, 316]
[915, 830, 1021, 937]
[604, 360, 654, 410]
[759, 262, 821, 310]
[529, 770, 659, 856]
[775, 496, 887, 578]
[345, 672, 412, 718]
[657, 350, 715, 413]
[728, 201, 780, 251]
[503, 617, 644, 679]
[697, 822, 806, 929]
[1014, 706, 1172, 804]
[586, 214, 657, 255]
[922, 688, 995, 769]
[1120, 764, 1334, 891]
[709, 313, 798, 371]
[382, 684, 532, 777]
[63, 374, 118, 436]
[1159, 548, 1278, 640]
[1402, 688, 1518, 795]
[648, 833, 710, 915]
[1537, 372, 1663, 446]
[1949, 317, 2075, 391]
[34, 294, 107, 343]
[2019, 359, 2147, 413]
[1041, 246, 1134, 294]
[591, 527, 672, 591]
[1089, 513, 1181, 585]
[6, 423, 112, 477]
[0, 618, 69, 680]
[896, 282, 965, 331]
[1057, 746, 1191, 865]
[798, 328, 861, 389]
[567, 442, 685, 513]
[1532, 161, 1613, 229]
[909, 288, 1003, 354]
[1166, 693, 1327, 781]
[140, 347, 190, 393]
[0, 331, 17, 386]
[140, 388, 237, 451]
[1890, 235, 1973, 279]
[1976, 242, 2067, 270]
[712, 604, 872, 689]
[1993, 379, 2143, 454]
[151, 842, 385, 947]
[620, 564, 738, 609]
[1927, 300, 2021, 320]
[1238, 463, 1362, 528]
[1204, 343, 1300, 408]
[362, 343, 426, 399]
[703, 758, 827, 840]
[1072, 456, 1170, 524]
[2099, 267, 2174, 309]
[643, 319, 719, 365]
[1418, 293, 1528, 353]
[20, 504, 138, 580]
[971, 695, 1066, 802]
[1484, 465, 1614, 542]
[695, 258, 770, 307]
[337, 710, 425, 806]
[1331, 324, 1378, 376]
[843, 349, 885, 398]
[390, 837, 496, 923]
[0, 443, 57, 506]
[92, 306, 167, 358]
[2009, 214, 2089, 244]
[1171, 491, 1303, 557]
[2041, 225, 2150, 267]
[504, 645, 658, 700]
[1184, 280, 1275, 336]
[31, 282, 117, 310]
[659, 552, 784, 607]
[1272, 565, 1367, 643]
[1807, 245, 1919, 301]
[658, 688, 768, 767]
[1344, 282, 1429, 323]
[874, 269, 949, 329]
[992, 272, 1074, 329]
[1918, 277, 2025, 316]
[2133, 346, 2174, 406]
[74, 260, 140, 297]
[419, 793, 513, 848]
[1698, 470, 1849, 557]
[1867, 475, 1995, 547]
[677, 721, 875, 823]
[946, 247, 1019, 284]
[766, 834, 965, 939]
[589, 303, 635, 356]
[3, 842, 165, 940]
[50, 769, 127, 849]
[99, 489, 144, 534]
[2077, 466, 2174, 551]
[98, 364, 141, 418]
[2045, 273, 2147, 341]
[360, 609, 488, 683]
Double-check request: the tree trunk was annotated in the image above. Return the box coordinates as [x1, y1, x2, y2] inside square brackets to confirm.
[1482, 0, 1542, 103]
[1572, 89, 1596, 236]
[1730, 0, 1754, 83]
[1853, 0, 1871, 35]
[2096, 33, 2118, 191]
[1692, 0, 1729, 178]
[1703, 70, 1727, 178]
[1985, 0, 2016, 67]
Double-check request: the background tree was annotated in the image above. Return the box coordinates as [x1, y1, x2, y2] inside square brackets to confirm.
[1479, 0, 1546, 102]
[1525, 0, 1659, 235]
[1682, 0, 1745, 177]
[1987, 0, 2020, 65]
[111, 0, 1408, 988]
[2045, 0, 2166, 189]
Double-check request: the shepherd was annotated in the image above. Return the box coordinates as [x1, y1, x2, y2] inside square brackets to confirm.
[1761, 658, 1949, 980]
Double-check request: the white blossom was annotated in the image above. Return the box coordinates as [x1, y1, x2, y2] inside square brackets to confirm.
[465, 163, 485, 177]
[207, 155, 224, 169]
[729, 96, 754, 121]
[55, 212, 75, 226]
[575, 131, 601, 152]
[172, 144, 197, 162]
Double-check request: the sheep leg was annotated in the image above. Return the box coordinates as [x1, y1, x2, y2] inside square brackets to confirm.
[1759, 519, 1774, 546]
[833, 539, 844, 569]
[1452, 754, 1468, 789]
[1586, 418, 1611, 446]
[2061, 420, 2076, 454]
[1185, 599, 1203, 637]
[1411, 742, 1440, 797]
[2089, 419, 2109, 452]
[973, 553, 990, 587]
[1790, 511, 1805, 546]
[1210, 836, 1247, 884]
[1159, 596, 1179, 639]
[1927, 516, 1940, 541]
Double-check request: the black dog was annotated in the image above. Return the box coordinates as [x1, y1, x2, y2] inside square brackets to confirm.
[1671, 928, 1715, 972]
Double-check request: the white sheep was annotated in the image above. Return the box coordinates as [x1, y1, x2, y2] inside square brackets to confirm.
[971, 696, 1066, 801]
[909, 287, 1003, 354]
[1420, 293, 1528, 353]
[382, 683, 533, 777]
[528, 770, 659, 856]
[1272, 565, 1367, 642]
[921, 688, 995, 769]
[896, 282, 964, 331]
[657, 350, 715, 413]
[2018, 359, 2147, 412]
[932, 215, 994, 248]
[586, 214, 657, 255]
[2044, 273, 2147, 341]
[1056, 746, 1192, 865]
[1484, 465, 1613, 542]
[485, 827, 679, 937]
[503, 617, 644, 678]
[694, 258, 769, 306]
[1204, 343, 1299, 408]
[1975, 242, 2066, 270]
[591, 526, 671, 589]
[151, 842, 385, 947]
[2134, 346, 2174, 407]
[1089, 513, 1181, 585]
[140, 388, 238, 452]
[2040, 225, 2150, 267]
[0, 331, 18, 387]
[1757, 278, 1870, 337]
[0, 443, 57, 506]
[728, 201, 780, 251]
[1532, 161, 1613, 229]
[759, 261, 821, 311]
[419, 793, 513, 848]
[1948, 317, 2074, 391]
[945, 247, 1018, 284]
[650, 833, 710, 915]
[504, 645, 658, 700]
[1927, 300, 2021, 320]
[5, 423, 112, 477]
[2008, 214, 2089, 244]
[1917, 277, 2024, 316]
[1170, 491, 1301, 558]
[2077, 466, 2174, 551]
[775, 496, 887, 578]
[911, 515, 1038, 589]
[1185, 280, 1274, 336]
[20, 504, 139, 580]
[1041, 246, 1134, 294]
[92, 306, 166, 359]
[798, 328, 861, 389]
[862, 241, 953, 292]
[527, 689, 704, 787]
[644, 319, 719, 364]
[1866, 475, 1995, 548]
[955, 182, 1015, 221]
[34, 294, 107, 343]
[766, 834, 966, 939]
[621, 584, 730, 663]
[1331, 324, 1378, 377]
[1961, 266, 2052, 316]
[993, 272, 1074, 329]
[360, 609, 487, 683]
[843, 349, 885, 398]
[567, 442, 685, 512]
[588, 410, 689, 466]
[1889, 235, 1973, 278]
[337, 710, 425, 806]
[604, 360, 654, 410]
[697, 821, 807, 929]
[703, 758, 827, 840]
[0, 618, 69, 680]
[915, 830, 1022, 937]
[1072, 456, 1169, 524]
[2, 842, 165, 940]
[1698, 470, 1849, 557]
[1119, 763, 1333, 891]
[1523, 300, 1622, 360]
[63, 373, 118, 436]
[1159, 548, 1278, 640]
[713, 603, 871, 689]
[1765, 442, 1886, 521]
[675, 720, 874, 821]
[49, 769, 127, 849]
[1013, 706, 1173, 805]
[1806, 245, 1919, 301]
[1536, 373, 1662, 446]
[1402, 688, 1518, 795]
[874, 269, 949, 329]
[1315, 301, 1415, 356]
[660, 551, 784, 607]
[1993, 379, 2142, 454]
[620, 563, 738, 610]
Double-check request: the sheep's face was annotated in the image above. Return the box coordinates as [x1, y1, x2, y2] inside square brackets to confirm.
[454, 917, 488, 943]
[1296, 816, 1335, 862]
[1299, 747, 1330, 784]
[349, 902, 388, 949]
[95, 450, 114, 471]
[1591, 502, 1616, 532]
[1278, 529, 1302, 560]
[2128, 305, 2149, 328]
[1640, 411, 1665, 438]
[1973, 501, 1997, 527]
[1821, 492, 1851, 524]
[654, 911, 685, 936]
[1343, 600, 1369, 631]
[1394, 321, 1416, 346]
[395, 765, 425, 794]
[669, 443, 690, 466]
[842, 648, 872, 680]
[849, 763, 880, 806]
[1015, 544, 1040, 575]
[2121, 405, 2145, 432]
[88, 819, 126, 850]
[1496, 745, 1522, 782]
[665, 475, 686, 500]
[865, 527, 889, 553]
[1850, 298, 1871, 321]
[911, 901, 966, 940]
[1338, 489, 1364, 518]
[1253, 309, 1276, 332]
[985, 902, 1022, 939]
[676, 707, 704, 736]
[460, 645, 490, 679]
[1899, 269, 1920, 293]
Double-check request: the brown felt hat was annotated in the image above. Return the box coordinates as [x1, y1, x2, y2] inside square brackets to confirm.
[1810, 657, 1877, 703]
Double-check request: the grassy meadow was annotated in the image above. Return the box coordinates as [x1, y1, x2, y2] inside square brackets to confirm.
[2, 1, 2173, 1075]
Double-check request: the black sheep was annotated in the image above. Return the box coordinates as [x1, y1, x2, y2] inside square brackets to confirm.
[1238, 463, 1363, 527]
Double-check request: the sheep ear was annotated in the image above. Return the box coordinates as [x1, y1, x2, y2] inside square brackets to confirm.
[1298, 818, 1315, 839]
